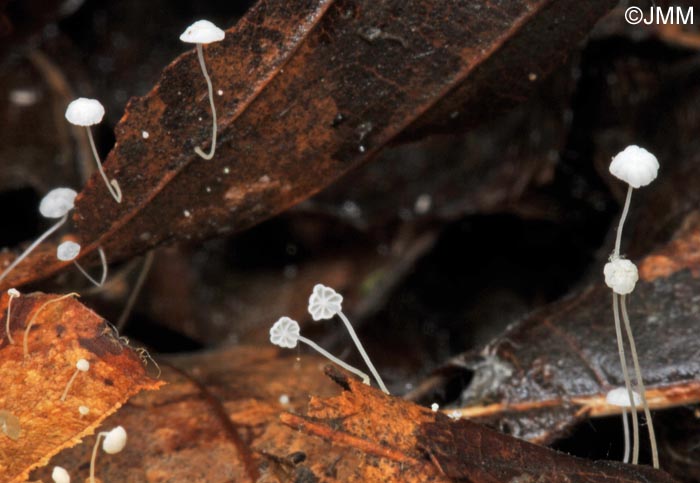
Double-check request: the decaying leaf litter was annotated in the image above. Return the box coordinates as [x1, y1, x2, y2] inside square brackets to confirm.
[0, 0, 698, 482]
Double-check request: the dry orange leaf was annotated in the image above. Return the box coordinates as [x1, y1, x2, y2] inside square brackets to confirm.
[0, 291, 163, 483]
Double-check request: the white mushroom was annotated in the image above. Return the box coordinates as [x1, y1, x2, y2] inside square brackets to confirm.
[0, 188, 77, 283]
[308, 284, 389, 394]
[60, 358, 90, 401]
[90, 426, 127, 483]
[5, 288, 19, 344]
[605, 145, 660, 469]
[180, 20, 225, 160]
[270, 317, 370, 385]
[56, 241, 108, 287]
[51, 466, 71, 483]
[65, 98, 122, 203]
[603, 259, 638, 295]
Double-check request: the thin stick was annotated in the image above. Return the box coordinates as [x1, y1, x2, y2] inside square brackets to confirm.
[338, 311, 389, 394]
[613, 186, 633, 258]
[0, 215, 67, 282]
[89, 432, 106, 483]
[86, 127, 122, 203]
[298, 335, 371, 385]
[116, 251, 154, 331]
[23, 293, 78, 358]
[613, 292, 640, 464]
[60, 368, 80, 401]
[621, 295, 659, 469]
[73, 248, 109, 288]
[193, 43, 217, 160]
[622, 409, 630, 464]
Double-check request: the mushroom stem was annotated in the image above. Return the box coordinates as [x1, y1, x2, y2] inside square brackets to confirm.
[5, 291, 18, 344]
[297, 334, 371, 385]
[116, 250, 154, 330]
[621, 294, 659, 469]
[0, 215, 68, 283]
[193, 43, 218, 160]
[86, 127, 122, 203]
[613, 292, 640, 464]
[613, 185, 633, 259]
[72, 248, 108, 287]
[23, 293, 78, 358]
[89, 431, 107, 483]
[337, 311, 390, 394]
[622, 409, 630, 464]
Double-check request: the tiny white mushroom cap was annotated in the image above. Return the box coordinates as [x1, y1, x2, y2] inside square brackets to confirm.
[76, 358, 90, 372]
[79, 405, 90, 416]
[308, 284, 343, 321]
[102, 426, 127, 454]
[65, 98, 105, 126]
[179, 20, 225, 44]
[431, 403, 439, 412]
[270, 317, 300, 349]
[7, 288, 19, 297]
[609, 145, 659, 188]
[604, 258, 639, 295]
[39, 188, 77, 218]
[57, 241, 81, 261]
[606, 387, 642, 407]
[51, 465, 70, 483]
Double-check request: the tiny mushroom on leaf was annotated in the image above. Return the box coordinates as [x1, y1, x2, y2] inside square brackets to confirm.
[308, 284, 389, 394]
[605, 144, 660, 469]
[180, 20, 225, 160]
[56, 241, 109, 287]
[0, 188, 77, 283]
[603, 258, 638, 295]
[60, 358, 90, 401]
[5, 288, 19, 344]
[51, 466, 71, 483]
[65, 98, 122, 203]
[90, 425, 127, 483]
[0, 409, 20, 440]
[270, 316, 371, 385]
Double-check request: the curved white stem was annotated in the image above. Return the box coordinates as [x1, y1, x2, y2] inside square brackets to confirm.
[60, 368, 80, 401]
[72, 248, 108, 287]
[193, 43, 218, 160]
[613, 185, 633, 259]
[87, 127, 122, 203]
[5, 294, 17, 344]
[338, 311, 389, 394]
[90, 431, 107, 483]
[0, 215, 68, 283]
[621, 295, 659, 469]
[298, 335, 370, 385]
[622, 409, 630, 464]
[613, 292, 640, 464]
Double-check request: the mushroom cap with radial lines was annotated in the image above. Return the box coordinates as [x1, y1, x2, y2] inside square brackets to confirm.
[270, 317, 300, 348]
[102, 426, 127, 454]
[39, 188, 77, 218]
[56, 241, 81, 261]
[65, 98, 105, 126]
[308, 284, 343, 321]
[604, 258, 638, 295]
[606, 387, 642, 407]
[180, 20, 225, 44]
[609, 145, 659, 188]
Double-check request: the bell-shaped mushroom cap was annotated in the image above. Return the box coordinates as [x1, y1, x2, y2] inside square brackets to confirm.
[180, 20, 225, 44]
[609, 145, 659, 188]
[102, 426, 127, 454]
[606, 387, 642, 407]
[39, 188, 77, 219]
[51, 466, 70, 483]
[56, 241, 81, 261]
[604, 258, 639, 295]
[65, 98, 105, 126]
